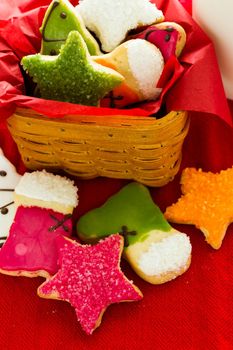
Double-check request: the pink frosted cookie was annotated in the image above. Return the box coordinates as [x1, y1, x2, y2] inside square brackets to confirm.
[0, 206, 72, 278]
[76, 0, 164, 52]
[38, 234, 143, 334]
[0, 170, 78, 277]
[0, 148, 21, 247]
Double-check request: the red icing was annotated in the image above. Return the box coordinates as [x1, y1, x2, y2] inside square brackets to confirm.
[134, 26, 179, 61]
[0, 206, 72, 277]
[38, 235, 142, 334]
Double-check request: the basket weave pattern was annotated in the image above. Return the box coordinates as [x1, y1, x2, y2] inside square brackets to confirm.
[8, 108, 189, 187]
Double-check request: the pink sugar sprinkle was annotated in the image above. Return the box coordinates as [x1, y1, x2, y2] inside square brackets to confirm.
[39, 235, 142, 334]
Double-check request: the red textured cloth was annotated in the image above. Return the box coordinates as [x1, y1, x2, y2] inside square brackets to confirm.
[0, 1, 233, 349]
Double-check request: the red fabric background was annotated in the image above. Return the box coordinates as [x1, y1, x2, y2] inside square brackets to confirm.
[0, 0, 233, 349]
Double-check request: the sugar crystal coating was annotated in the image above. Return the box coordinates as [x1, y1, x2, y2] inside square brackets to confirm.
[38, 234, 142, 334]
[165, 167, 233, 249]
[21, 31, 123, 106]
[138, 233, 191, 276]
[15, 170, 78, 208]
[127, 39, 163, 100]
[77, 0, 164, 52]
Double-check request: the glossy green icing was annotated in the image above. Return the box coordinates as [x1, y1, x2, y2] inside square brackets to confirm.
[40, 0, 100, 55]
[77, 182, 172, 246]
[22, 31, 123, 106]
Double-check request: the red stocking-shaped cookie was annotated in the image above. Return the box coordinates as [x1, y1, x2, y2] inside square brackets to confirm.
[0, 170, 78, 278]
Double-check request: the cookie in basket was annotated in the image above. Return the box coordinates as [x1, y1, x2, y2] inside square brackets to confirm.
[0, 148, 21, 247]
[38, 234, 143, 335]
[165, 167, 233, 249]
[97, 38, 164, 108]
[131, 21, 187, 61]
[40, 0, 100, 55]
[76, 0, 164, 52]
[21, 31, 124, 105]
[77, 182, 192, 284]
[0, 170, 78, 278]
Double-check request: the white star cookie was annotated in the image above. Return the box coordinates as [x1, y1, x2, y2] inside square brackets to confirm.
[76, 0, 164, 52]
[0, 149, 21, 247]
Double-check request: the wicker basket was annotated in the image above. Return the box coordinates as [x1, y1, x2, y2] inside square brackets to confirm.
[7, 108, 189, 187]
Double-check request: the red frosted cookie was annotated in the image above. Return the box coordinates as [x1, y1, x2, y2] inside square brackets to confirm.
[132, 22, 186, 61]
[0, 206, 72, 278]
[38, 234, 143, 334]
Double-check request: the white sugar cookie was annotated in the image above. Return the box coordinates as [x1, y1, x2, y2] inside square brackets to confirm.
[0, 149, 21, 246]
[76, 0, 164, 52]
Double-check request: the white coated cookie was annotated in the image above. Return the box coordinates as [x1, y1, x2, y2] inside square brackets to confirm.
[0, 149, 21, 246]
[76, 0, 164, 52]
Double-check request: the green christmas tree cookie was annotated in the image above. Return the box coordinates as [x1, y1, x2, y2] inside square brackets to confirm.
[21, 31, 124, 106]
[77, 182, 192, 284]
[40, 0, 100, 56]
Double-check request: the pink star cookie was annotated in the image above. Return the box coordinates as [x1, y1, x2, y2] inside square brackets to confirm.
[38, 234, 143, 334]
[0, 206, 72, 278]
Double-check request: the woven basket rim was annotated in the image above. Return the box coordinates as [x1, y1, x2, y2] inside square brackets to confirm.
[13, 107, 188, 126]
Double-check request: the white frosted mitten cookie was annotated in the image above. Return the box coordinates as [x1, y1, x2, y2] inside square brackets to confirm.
[76, 0, 164, 52]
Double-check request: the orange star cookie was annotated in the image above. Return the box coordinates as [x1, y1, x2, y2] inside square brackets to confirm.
[164, 167, 233, 249]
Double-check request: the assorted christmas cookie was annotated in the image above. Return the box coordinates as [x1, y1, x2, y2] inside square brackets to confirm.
[96, 39, 164, 108]
[76, 0, 164, 52]
[0, 206, 73, 278]
[0, 170, 78, 277]
[14, 169, 78, 215]
[77, 182, 192, 284]
[38, 234, 143, 334]
[21, 31, 124, 106]
[0, 148, 21, 247]
[131, 21, 186, 61]
[165, 167, 233, 249]
[40, 0, 100, 56]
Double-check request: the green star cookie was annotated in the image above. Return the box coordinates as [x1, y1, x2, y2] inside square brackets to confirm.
[21, 31, 124, 106]
[40, 0, 100, 56]
[77, 182, 192, 284]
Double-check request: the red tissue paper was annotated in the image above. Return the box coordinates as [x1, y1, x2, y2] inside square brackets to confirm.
[0, 0, 231, 125]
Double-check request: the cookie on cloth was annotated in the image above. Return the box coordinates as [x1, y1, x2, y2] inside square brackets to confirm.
[0, 170, 78, 278]
[38, 234, 143, 335]
[0, 148, 21, 247]
[131, 21, 186, 61]
[21, 31, 124, 106]
[164, 167, 233, 249]
[76, 0, 164, 52]
[14, 169, 78, 215]
[96, 39, 164, 108]
[40, 0, 100, 56]
[77, 182, 192, 284]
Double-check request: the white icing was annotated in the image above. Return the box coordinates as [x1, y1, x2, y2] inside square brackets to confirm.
[126, 39, 164, 100]
[0, 148, 21, 242]
[77, 0, 164, 52]
[138, 233, 191, 276]
[15, 170, 78, 208]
